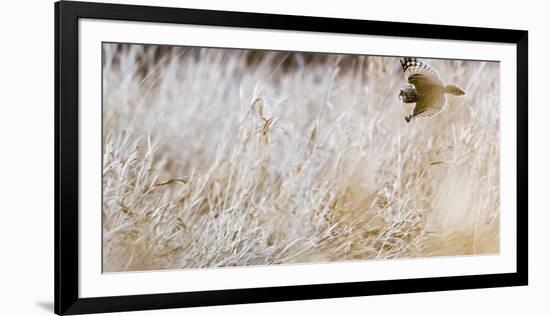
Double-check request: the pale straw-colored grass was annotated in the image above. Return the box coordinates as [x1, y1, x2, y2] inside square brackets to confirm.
[102, 44, 500, 272]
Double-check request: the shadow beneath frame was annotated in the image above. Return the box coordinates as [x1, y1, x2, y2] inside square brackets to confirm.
[36, 301, 54, 312]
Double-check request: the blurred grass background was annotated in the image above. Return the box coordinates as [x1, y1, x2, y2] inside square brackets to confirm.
[102, 43, 500, 272]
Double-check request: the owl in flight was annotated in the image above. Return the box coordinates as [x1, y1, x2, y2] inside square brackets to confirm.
[398, 57, 465, 122]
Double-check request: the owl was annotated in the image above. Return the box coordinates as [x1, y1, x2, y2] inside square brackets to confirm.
[398, 57, 465, 122]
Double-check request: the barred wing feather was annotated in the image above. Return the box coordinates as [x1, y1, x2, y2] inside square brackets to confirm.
[400, 57, 443, 86]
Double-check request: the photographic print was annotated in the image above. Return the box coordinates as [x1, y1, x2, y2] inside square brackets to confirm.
[102, 43, 500, 272]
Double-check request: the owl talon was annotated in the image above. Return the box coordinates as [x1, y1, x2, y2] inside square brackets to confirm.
[405, 115, 412, 123]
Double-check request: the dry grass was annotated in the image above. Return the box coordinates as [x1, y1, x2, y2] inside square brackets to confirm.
[102, 44, 500, 272]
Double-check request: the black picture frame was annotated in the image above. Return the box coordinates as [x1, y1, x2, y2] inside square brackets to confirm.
[55, 1, 528, 315]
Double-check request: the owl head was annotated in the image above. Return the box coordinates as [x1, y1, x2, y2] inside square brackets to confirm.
[398, 84, 416, 103]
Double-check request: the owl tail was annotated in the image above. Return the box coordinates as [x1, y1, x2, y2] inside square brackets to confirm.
[444, 85, 466, 96]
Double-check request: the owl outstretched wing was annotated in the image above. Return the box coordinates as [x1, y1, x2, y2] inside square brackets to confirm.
[413, 93, 447, 117]
[400, 57, 443, 88]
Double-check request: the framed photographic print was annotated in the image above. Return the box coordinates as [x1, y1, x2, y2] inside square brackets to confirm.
[55, 0, 528, 314]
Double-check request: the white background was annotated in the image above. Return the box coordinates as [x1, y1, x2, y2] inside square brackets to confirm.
[0, 0, 546, 315]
